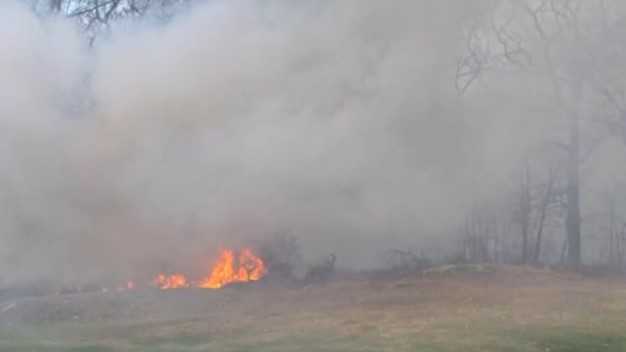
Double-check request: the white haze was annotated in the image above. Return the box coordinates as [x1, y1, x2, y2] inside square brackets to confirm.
[0, 0, 592, 284]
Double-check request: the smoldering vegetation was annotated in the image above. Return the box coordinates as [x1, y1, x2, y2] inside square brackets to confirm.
[1, 0, 626, 292]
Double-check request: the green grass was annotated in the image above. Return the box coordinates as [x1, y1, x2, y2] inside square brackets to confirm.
[523, 329, 626, 352]
[5, 320, 626, 352]
[2, 324, 626, 352]
[0, 342, 115, 352]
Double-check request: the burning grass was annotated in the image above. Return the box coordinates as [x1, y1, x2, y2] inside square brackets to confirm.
[2, 266, 626, 351]
[152, 248, 267, 290]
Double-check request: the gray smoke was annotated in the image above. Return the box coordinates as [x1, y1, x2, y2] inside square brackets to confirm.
[0, 0, 507, 284]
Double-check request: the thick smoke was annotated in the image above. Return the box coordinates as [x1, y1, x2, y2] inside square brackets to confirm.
[0, 1, 496, 284]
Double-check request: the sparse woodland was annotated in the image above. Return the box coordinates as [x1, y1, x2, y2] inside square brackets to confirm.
[456, 0, 626, 270]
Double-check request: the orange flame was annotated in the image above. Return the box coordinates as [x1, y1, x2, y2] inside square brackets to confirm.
[153, 273, 189, 289]
[197, 248, 267, 289]
[150, 248, 266, 290]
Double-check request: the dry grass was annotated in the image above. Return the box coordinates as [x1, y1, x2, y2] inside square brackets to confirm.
[1, 265, 626, 351]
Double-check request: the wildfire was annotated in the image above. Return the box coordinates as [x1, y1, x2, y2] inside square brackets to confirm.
[153, 273, 190, 289]
[197, 248, 267, 289]
[152, 248, 267, 290]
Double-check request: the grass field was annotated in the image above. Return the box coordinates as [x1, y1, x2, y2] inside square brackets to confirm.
[2, 266, 626, 351]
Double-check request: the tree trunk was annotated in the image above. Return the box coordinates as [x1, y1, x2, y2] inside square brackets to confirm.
[616, 231, 622, 269]
[566, 115, 581, 269]
[533, 170, 555, 264]
[560, 235, 568, 265]
[521, 217, 529, 264]
[608, 193, 617, 268]
[520, 159, 531, 264]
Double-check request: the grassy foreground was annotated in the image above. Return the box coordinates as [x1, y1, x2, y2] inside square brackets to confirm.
[1, 266, 626, 351]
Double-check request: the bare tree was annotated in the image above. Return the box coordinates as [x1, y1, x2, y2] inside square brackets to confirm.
[510, 153, 562, 265]
[519, 158, 532, 263]
[457, 0, 626, 268]
[533, 166, 557, 263]
[26, 0, 193, 44]
[462, 200, 507, 264]
[601, 184, 626, 270]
